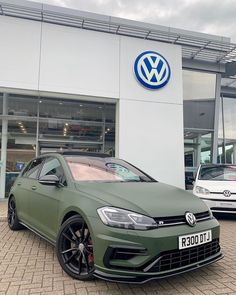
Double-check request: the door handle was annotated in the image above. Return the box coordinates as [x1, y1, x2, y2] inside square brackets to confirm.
[31, 186, 37, 191]
[17, 182, 21, 186]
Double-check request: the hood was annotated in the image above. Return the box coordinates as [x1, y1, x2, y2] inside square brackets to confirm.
[195, 179, 236, 193]
[76, 182, 209, 217]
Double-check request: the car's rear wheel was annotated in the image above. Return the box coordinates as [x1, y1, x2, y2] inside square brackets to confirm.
[56, 215, 94, 280]
[8, 196, 24, 230]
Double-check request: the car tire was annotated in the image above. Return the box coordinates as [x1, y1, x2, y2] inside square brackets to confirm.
[56, 215, 94, 281]
[8, 196, 24, 231]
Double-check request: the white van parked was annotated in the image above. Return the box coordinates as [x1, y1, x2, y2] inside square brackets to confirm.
[193, 164, 236, 214]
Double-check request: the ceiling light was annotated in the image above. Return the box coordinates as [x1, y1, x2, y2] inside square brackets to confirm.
[65, 123, 68, 126]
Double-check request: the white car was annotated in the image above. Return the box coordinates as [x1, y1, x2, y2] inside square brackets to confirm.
[193, 164, 236, 214]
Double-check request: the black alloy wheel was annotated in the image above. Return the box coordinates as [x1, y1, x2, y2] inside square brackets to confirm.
[8, 196, 24, 230]
[56, 215, 94, 280]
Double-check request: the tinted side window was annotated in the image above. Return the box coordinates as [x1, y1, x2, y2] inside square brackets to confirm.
[21, 161, 33, 177]
[39, 157, 67, 186]
[25, 158, 44, 179]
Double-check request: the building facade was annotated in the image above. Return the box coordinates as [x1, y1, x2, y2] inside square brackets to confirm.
[0, 0, 236, 198]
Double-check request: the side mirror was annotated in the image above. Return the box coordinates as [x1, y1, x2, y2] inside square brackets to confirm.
[39, 175, 61, 186]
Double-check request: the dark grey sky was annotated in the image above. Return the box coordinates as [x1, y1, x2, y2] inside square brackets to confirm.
[31, 0, 236, 42]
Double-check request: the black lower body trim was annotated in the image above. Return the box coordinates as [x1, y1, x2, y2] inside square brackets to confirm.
[94, 252, 223, 284]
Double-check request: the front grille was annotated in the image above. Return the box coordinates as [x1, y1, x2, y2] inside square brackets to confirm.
[147, 239, 220, 273]
[154, 211, 211, 227]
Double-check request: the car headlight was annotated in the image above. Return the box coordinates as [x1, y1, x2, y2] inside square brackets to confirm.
[195, 186, 210, 195]
[97, 207, 158, 230]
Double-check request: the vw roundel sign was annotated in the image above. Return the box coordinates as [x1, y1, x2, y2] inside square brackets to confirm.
[134, 51, 171, 90]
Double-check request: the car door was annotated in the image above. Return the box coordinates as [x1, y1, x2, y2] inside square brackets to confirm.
[15, 158, 44, 223]
[29, 156, 67, 242]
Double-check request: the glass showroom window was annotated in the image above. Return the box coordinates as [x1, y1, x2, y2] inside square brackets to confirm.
[7, 120, 37, 172]
[183, 70, 216, 189]
[0, 93, 2, 114]
[0, 93, 2, 151]
[183, 70, 216, 164]
[104, 104, 115, 156]
[6, 95, 38, 172]
[37, 97, 115, 154]
[218, 97, 236, 164]
[7, 94, 38, 117]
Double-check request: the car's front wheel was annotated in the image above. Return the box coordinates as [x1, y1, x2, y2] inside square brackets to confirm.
[8, 196, 24, 230]
[56, 215, 94, 280]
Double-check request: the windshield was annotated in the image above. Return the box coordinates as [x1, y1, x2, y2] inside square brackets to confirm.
[199, 165, 236, 181]
[65, 156, 155, 183]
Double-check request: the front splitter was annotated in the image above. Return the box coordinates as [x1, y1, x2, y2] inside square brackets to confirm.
[93, 252, 223, 284]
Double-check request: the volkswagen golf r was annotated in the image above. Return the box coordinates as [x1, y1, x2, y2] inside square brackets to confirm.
[8, 152, 223, 283]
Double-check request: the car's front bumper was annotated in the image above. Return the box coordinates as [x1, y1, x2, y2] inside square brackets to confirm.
[198, 197, 236, 214]
[88, 217, 223, 283]
[93, 251, 223, 283]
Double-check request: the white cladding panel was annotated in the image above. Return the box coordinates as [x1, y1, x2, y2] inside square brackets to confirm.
[118, 99, 185, 188]
[39, 23, 120, 98]
[118, 36, 184, 188]
[0, 16, 41, 90]
[120, 36, 182, 104]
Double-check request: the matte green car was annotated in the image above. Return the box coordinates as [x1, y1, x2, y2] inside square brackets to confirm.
[8, 152, 223, 283]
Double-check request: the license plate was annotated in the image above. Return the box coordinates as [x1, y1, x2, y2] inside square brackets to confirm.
[179, 230, 212, 250]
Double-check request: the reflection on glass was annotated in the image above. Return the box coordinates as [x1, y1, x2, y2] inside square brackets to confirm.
[2, 93, 116, 161]
[184, 132, 212, 167]
[199, 165, 236, 181]
[39, 98, 105, 122]
[218, 97, 236, 164]
[8, 94, 38, 117]
[66, 156, 154, 183]
[104, 124, 115, 156]
[0, 94, 3, 114]
[183, 70, 216, 101]
[183, 70, 216, 130]
[7, 120, 36, 172]
[39, 121, 103, 142]
[222, 97, 236, 140]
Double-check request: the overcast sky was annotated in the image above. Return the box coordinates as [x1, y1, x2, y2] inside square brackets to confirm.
[31, 0, 236, 42]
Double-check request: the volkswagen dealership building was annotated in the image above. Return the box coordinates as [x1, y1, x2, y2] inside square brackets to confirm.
[1, 0, 236, 198]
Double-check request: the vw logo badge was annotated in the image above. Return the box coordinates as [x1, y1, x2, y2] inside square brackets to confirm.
[185, 212, 196, 227]
[223, 190, 231, 197]
[134, 51, 171, 89]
